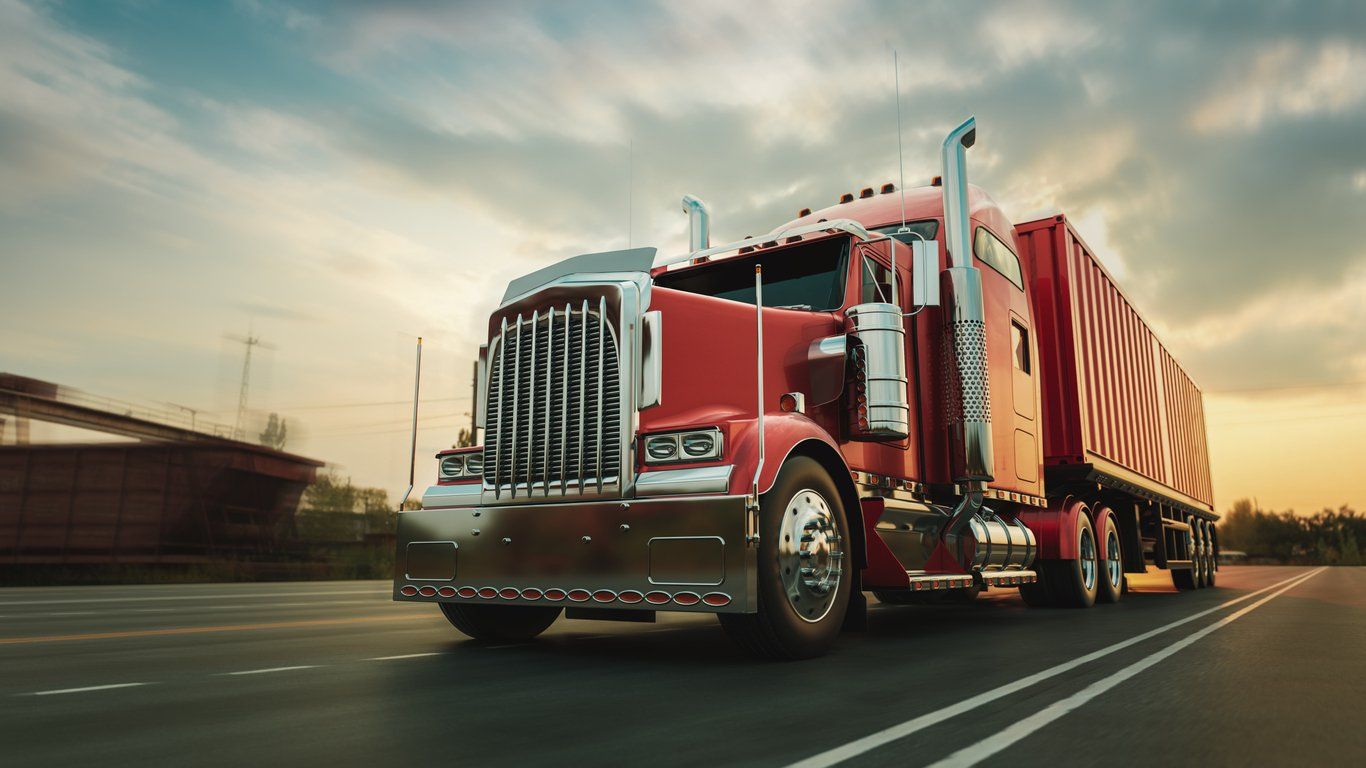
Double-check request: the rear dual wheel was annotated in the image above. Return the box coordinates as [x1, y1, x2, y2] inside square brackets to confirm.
[1020, 510, 1101, 609]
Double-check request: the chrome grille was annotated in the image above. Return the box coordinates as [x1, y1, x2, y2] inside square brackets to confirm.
[483, 297, 621, 498]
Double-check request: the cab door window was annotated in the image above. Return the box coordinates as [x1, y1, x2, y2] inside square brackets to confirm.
[860, 256, 893, 304]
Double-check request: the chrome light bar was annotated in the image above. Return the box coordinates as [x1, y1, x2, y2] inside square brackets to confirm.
[655, 218, 888, 269]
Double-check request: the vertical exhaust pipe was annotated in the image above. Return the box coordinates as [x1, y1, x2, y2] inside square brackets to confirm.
[940, 116, 993, 484]
[682, 194, 711, 252]
[938, 116, 997, 570]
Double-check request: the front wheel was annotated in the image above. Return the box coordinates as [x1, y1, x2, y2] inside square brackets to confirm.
[439, 603, 562, 642]
[719, 457, 850, 660]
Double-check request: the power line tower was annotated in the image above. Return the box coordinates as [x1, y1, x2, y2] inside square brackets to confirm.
[227, 329, 275, 441]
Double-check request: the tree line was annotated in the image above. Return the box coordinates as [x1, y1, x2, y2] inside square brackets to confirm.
[1218, 499, 1363, 565]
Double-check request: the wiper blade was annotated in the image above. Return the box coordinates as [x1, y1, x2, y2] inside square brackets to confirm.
[773, 303, 812, 310]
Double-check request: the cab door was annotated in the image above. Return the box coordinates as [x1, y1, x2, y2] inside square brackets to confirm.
[972, 225, 1043, 495]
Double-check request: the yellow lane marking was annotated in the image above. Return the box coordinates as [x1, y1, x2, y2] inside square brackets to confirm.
[0, 613, 439, 646]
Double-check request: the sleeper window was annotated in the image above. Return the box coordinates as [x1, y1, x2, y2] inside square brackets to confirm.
[974, 227, 1025, 290]
[1011, 321, 1031, 374]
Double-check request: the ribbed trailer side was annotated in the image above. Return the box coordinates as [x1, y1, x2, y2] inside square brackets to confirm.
[1016, 213, 1213, 512]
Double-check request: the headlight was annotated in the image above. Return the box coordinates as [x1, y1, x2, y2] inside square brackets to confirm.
[439, 456, 464, 479]
[464, 454, 483, 476]
[681, 432, 716, 458]
[643, 428, 722, 464]
[645, 435, 679, 461]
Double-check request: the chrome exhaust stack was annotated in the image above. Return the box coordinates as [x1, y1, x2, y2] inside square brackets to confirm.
[936, 116, 999, 569]
[681, 194, 711, 252]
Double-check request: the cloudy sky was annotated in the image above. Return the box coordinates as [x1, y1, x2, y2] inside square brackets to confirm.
[3, 0, 1364, 513]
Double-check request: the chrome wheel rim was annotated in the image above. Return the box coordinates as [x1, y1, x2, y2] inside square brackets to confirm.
[1079, 526, 1097, 592]
[779, 488, 843, 623]
[1105, 527, 1122, 588]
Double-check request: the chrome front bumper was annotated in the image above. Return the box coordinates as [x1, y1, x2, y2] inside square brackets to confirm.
[393, 491, 756, 614]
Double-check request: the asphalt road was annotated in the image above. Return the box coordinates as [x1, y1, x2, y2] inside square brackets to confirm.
[1, 565, 1361, 767]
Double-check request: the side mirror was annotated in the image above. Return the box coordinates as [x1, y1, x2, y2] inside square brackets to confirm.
[911, 239, 940, 307]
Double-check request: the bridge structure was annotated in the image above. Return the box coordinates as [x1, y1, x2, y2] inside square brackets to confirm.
[0, 373, 322, 566]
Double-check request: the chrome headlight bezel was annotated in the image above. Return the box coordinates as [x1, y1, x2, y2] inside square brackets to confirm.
[439, 455, 464, 479]
[642, 427, 723, 465]
[439, 450, 483, 482]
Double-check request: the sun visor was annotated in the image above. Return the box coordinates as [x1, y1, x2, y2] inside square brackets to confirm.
[502, 247, 658, 304]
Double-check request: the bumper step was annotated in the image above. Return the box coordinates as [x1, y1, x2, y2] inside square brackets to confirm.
[905, 570, 1038, 592]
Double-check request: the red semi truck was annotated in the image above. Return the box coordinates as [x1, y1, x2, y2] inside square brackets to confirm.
[394, 117, 1218, 658]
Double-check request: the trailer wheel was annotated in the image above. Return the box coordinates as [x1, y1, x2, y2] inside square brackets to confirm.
[1034, 512, 1100, 609]
[1172, 565, 1198, 591]
[1205, 525, 1218, 588]
[439, 603, 562, 642]
[719, 457, 850, 660]
[1096, 514, 1123, 604]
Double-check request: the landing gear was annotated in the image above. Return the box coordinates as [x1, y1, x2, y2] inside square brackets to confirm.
[439, 603, 562, 642]
[719, 457, 851, 660]
[1021, 510, 1099, 608]
[1095, 513, 1123, 604]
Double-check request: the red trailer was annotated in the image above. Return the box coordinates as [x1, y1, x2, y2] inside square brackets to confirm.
[1018, 214, 1216, 588]
[393, 117, 1219, 658]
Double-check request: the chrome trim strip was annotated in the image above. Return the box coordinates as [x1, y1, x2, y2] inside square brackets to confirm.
[635, 464, 734, 496]
[420, 483, 482, 508]
[657, 217, 887, 268]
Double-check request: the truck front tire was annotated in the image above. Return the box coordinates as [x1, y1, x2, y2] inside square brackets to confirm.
[439, 603, 562, 642]
[719, 457, 850, 660]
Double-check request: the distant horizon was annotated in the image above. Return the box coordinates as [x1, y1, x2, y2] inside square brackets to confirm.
[3, 0, 1364, 513]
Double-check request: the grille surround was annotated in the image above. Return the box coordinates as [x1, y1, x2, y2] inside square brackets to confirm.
[482, 293, 627, 502]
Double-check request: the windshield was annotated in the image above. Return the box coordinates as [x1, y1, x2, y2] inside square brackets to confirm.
[655, 237, 849, 311]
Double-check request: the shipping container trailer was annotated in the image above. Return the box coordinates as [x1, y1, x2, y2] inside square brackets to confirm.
[392, 117, 1220, 658]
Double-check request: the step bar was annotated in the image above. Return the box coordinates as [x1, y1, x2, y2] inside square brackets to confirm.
[905, 570, 1038, 592]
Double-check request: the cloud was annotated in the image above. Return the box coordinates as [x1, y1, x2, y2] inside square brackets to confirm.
[1191, 41, 1366, 134]
[4, 0, 1366, 505]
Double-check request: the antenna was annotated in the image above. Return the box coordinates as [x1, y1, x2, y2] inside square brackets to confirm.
[627, 138, 634, 248]
[398, 336, 423, 512]
[894, 49, 909, 234]
[226, 327, 275, 441]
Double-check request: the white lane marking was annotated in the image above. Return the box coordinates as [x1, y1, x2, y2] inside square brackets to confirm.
[0, 590, 388, 607]
[787, 568, 1323, 768]
[367, 653, 443, 661]
[28, 683, 151, 696]
[222, 665, 320, 676]
[928, 567, 1327, 768]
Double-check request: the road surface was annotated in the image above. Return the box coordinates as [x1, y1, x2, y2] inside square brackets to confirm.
[1, 565, 1361, 766]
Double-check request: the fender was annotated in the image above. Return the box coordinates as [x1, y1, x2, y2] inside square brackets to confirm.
[1015, 496, 1090, 561]
[722, 411, 843, 498]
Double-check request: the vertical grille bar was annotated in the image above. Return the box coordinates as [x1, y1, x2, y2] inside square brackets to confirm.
[491, 318, 506, 497]
[528, 310, 539, 498]
[577, 298, 588, 492]
[542, 307, 554, 497]
[509, 314, 523, 498]
[595, 296, 606, 492]
[560, 302, 571, 495]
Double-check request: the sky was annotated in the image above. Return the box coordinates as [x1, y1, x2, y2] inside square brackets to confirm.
[2, 0, 1364, 514]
